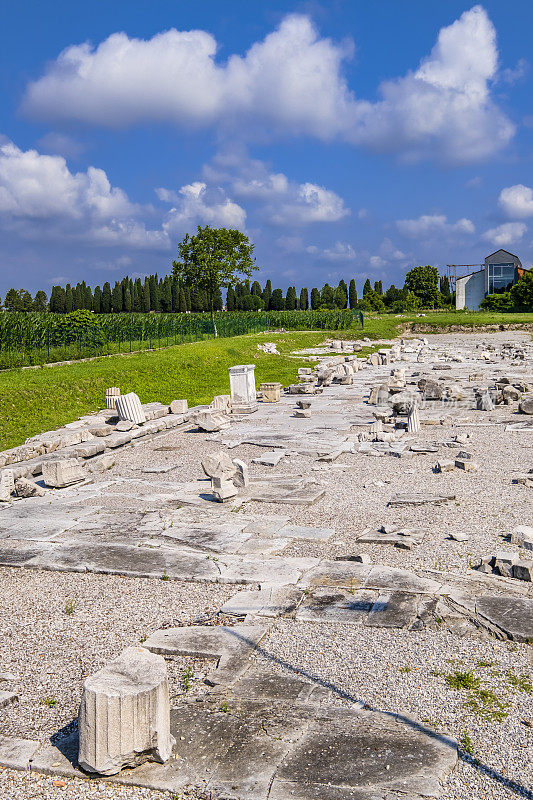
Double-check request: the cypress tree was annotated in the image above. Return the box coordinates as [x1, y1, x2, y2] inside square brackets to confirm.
[133, 279, 142, 312]
[285, 286, 297, 310]
[335, 281, 348, 309]
[84, 284, 93, 310]
[185, 285, 192, 312]
[363, 278, 372, 296]
[93, 285, 102, 313]
[262, 279, 272, 311]
[270, 288, 284, 310]
[161, 277, 172, 312]
[149, 274, 159, 311]
[142, 280, 151, 312]
[171, 278, 179, 312]
[123, 285, 132, 312]
[226, 285, 236, 311]
[349, 279, 357, 309]
[190, 286, 202, 312]
[111, 282, 123, 313]
[299, 287, 309, 310]
[49, 286, 60, 313]
[374, 280, 383, 295]
[72, 284, 82, 310]
[321, 284, 335, 308]
[33, 290, 48, 311]
[178, 287, 187, 312]
[310, 287, 320, 310]
[65, 284, 73, 313]
[251, 281, 262, 297]
[102, 282, 112, 313]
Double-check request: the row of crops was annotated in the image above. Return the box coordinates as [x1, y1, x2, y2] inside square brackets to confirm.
[0, 309, 355, 369]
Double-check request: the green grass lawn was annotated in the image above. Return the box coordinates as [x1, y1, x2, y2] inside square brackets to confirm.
[0, 328, 381, 451]
[400, 310, 533, 328]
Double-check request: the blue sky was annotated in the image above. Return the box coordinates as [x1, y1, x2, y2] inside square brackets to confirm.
[1, 0, 533, 296]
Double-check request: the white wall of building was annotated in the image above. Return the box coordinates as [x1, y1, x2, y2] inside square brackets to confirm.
[455, 270, 486, 310]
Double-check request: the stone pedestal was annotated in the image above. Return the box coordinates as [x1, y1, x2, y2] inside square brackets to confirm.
[115, 392, 146, 424]
[260, 382, 282, 403]
[229, 365, 257, 414]
[78, 646, 174, 776]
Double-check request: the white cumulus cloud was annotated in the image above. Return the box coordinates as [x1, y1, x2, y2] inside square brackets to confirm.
[22, 6, 514, 163]
[482, 222, 527, 247]
[396, 213, 475, 238]
[0, 137, 167, 249]
[498, 184, 533, 219]
[158, 181, 246, 237]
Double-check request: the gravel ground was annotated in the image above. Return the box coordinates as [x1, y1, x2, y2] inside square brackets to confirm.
[250, 621, 532, 800]
[0, 569, 233, 739]
[0, 331, 532, 800]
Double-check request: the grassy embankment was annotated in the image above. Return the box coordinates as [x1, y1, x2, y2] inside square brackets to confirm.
[0, 325, 394, 451]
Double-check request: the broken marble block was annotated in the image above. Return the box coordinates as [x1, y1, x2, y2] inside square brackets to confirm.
[14, 477, 46, 498]
[42, 458, 85, 488]
[201, 451, 236, 480]
[519, 396, 533, 415]
[211, 394, 231, 413]
[0, 469, 15, 502]
[115, 392, 146, 425]
[78, 646, 174, 776]
[169, 399, 188, 415]
[105, 387, 120, 410]
[476, 390, 494, 411]
[211, 476, 238, 502]
[512, 560, 533, 581]
[232, 458, 249, 488]
[260, 382, 282, 403]
[190, 410, 229, 432]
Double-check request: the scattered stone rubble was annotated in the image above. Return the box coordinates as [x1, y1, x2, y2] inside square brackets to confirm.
[0, 331, 532, 798]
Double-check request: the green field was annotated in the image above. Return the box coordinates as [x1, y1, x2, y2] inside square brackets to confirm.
[0, 329, 379, 451]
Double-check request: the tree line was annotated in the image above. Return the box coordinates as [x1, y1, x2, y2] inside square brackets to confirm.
[1, 270, 453, 315]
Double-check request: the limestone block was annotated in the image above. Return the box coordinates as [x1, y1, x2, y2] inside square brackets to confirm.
[14, 477, 46, 498]
[0, 470, 15, 502]
[211, 394, 231, 413]
[115, 393, 146, 425]
[169, 399, 188, 414]
[42, 458, 85, 488]
[260, 382, 282, 403]
[78, 646, 173, 776]
[232, 458, 249, 488]
[229, 364, 257, 414]
[476, 391, 494, 411]
[512, 560, 533, 581]
[211, 477, 238, 502]
[519, 396, 533, 415]
[436, 460, 454, 473]
[105, 388, 120, 410]
[190, 410, 229, 432]
[201, 451, 236, 480]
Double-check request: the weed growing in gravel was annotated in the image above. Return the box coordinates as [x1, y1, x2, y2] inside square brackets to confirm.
[161, 571, 170, 581]
[506, 670, 532, 694]
[445, 671, 480, 690]
[464, 689, 509, 722]
[219, 701, 230, 713]
[429, 668, 443, 677]
[181, 666, 194, 693]
[41, 697, 57, 708]
[64, 599, 76, 615]
[459, 731, 474, 756]
[399, 665, 412, 673]
[476, 659, 495, 668]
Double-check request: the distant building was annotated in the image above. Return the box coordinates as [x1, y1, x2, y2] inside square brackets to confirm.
[455, 249, 528, 310]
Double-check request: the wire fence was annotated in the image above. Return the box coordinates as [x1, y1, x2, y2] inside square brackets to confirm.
[0, 309, 357, 369]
